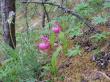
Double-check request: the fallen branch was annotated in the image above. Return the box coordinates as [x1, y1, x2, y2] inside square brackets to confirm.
[21, 1, 94, 29]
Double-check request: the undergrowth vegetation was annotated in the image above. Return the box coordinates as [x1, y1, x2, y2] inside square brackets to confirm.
[0, 32, 43, 82]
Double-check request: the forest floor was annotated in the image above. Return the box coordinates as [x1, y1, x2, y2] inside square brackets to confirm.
[0, 11, 110, 82]
[54, 26, 110, 82]
[56, 52, 110, 82]
[42, 25, 110, 82]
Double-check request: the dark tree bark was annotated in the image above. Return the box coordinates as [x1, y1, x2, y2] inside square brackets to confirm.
[1, 0, 16, 49]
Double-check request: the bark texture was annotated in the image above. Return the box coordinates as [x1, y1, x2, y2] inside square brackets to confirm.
[1, 0, 16, 48]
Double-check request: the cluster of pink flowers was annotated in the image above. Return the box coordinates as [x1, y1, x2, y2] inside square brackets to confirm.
[38, 22, 62, 50]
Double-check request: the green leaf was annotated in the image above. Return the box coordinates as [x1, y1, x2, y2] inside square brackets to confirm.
[90, 32, 110, 42]
[92, 16, 107, 25]
[58, 32, 65, 41]
[104, 3, 110, 8]
[74, 3, 93, 17]
[66, 45, 81, 57]
[50, 47, 62, 76]
[49, 32, 56, 47]
[59, 32, 68, 53]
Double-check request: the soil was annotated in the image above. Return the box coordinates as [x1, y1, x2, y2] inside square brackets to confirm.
[56, 52, 110, 82]
[45, 26, 110, 82]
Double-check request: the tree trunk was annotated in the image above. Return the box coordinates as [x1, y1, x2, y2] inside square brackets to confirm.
[0, 0, 1, 19]
[1, 0, 16, 49]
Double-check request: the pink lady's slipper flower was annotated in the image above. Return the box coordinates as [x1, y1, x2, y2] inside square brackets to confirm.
[38, 35, 51, 50]
[40, 35, 49, 42]
[52, 22, 62, 34]
[52, 27, 61, 33]
[38, 42, 50, 50]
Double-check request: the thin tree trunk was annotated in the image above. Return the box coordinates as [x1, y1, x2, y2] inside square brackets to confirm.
[0, 1, 1, 19]
[1, 0, 16, 49]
